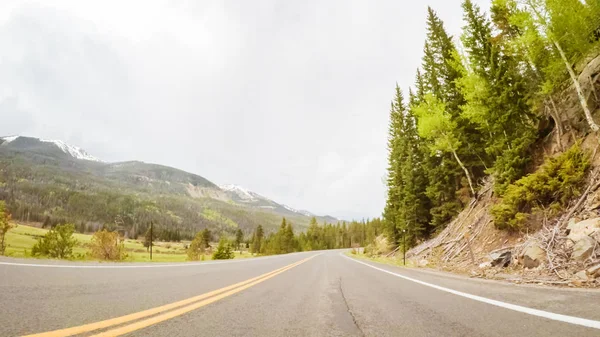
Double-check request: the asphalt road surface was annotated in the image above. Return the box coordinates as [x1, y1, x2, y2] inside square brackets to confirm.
[1, 250, 600, 337]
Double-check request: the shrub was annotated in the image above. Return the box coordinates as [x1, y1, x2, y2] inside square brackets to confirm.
[0, 201, 14, 256]
[492, 133, 536, 194]
[491, 144, 590, 230]
[89, 229, 127, 261]
[32, 224, 78, 259]
[187, 230, 209, 261]
[212, 237, 234, 260]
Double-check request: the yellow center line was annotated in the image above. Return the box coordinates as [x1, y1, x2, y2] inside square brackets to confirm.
[90, 254, 319, 337]
[23, 254, 318, 337]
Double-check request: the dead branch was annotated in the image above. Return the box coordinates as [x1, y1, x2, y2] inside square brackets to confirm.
[385, 246, 400, 258]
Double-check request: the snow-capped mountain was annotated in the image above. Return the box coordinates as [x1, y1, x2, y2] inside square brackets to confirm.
[219, 184, 265, 202]
[41, 139, 101, 162]
[282, 204, 315, 217]
[1, 136, 102, 162]
[0, 135, 339, 223]
[219, 184, 331, 219]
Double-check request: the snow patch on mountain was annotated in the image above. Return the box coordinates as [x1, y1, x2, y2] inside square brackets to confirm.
[1, 136, 102, 162]
[219, 184, 258, 201]
[40, 139, 102, 162]
[282, 205, 315, 217]
[283, 204, 299, 213]
[299, 210, 316, 217]
[1, 136, 19, 144]
[220, 184, 322, 217]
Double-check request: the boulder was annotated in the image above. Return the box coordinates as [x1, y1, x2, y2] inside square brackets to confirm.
[489, 250, 512, 268]
[575, 271, 589, 282]
[479, 261, 492, 269]
[567, 218, 600, 243]
[571, 236, 596, 261]
[586, 264, 600, 278]
[522, 245, 545, 269]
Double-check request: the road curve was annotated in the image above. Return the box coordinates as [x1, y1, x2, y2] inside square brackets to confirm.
[1, 251, 599, 336]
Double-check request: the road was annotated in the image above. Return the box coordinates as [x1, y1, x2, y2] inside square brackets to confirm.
[1, 251, 600, 337]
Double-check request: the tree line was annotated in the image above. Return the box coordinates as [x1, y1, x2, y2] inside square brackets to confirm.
[246, 217, 383, 255]
[184, 217, 383, 260]
[384, 0, 600, 247]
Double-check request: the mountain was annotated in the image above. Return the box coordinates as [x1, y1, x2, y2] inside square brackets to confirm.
[1, 136, 101, 162]
[0, 136, 339, 238]
[219, 184, 337, 221]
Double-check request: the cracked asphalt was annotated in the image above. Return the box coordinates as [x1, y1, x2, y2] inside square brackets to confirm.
[1, 250, 600, 336]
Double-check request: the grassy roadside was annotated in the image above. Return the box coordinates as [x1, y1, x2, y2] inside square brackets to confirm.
[3, 223, 254, 263]
[344, 250, 417, 268]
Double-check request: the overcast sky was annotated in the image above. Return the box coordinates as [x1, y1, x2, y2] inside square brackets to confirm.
[0, 0, 489, 220]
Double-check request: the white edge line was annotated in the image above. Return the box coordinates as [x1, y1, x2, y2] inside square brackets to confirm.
[0, 252, 304, 269]
[341, 253, 600, 330]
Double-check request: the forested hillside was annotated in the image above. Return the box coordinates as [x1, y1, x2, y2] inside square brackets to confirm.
[383, 0, 600, 250]
[0, 137, 338, 240]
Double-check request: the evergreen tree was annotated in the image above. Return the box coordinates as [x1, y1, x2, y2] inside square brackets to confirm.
[0, 201, 14, 256]
[251, 225, 264, 254]
[284, 221, 296, 253]
[419, 7, 486, 230]
[459, 0, 538, 193]
[201, 228, 212, 248]
[143, 227, 153, 252]
[383, 86, 407, 244]
[235, 228, 243, 252]
[383, 84, 432, 246]
[212, 237, 234, 260]
[187, 230, 209, 261]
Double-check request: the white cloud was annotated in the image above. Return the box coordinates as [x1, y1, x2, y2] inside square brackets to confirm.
[0, 0, 490, 219]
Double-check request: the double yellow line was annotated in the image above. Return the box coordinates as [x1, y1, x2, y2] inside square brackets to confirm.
[24, 254, 318, 337]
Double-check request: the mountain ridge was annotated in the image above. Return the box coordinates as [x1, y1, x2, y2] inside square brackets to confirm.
[0, 136, 339, 233]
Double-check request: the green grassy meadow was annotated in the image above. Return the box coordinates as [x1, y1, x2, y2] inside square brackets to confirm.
[3, 223, 253, 263]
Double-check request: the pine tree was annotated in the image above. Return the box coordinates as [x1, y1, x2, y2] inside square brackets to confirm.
[0, 201, 14, 256]
[143, 227, 153, 251]
[284, 221, 295, 253]
[212, 237, 234, 260]
[383, 86, 407, 244]
[201, 228, 212, 249]
[403, 88, 432, 241]
[459, 0, 538, 193]
[251, 225, 264, 254]
[383, 82, 433, 246]
[235, 228, 243, 252]
[419, 7, 487, 229]
[187, 230, 209, 261]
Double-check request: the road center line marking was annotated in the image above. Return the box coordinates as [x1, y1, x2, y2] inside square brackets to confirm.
[90, 253, 321, 337]
[342, 253, 600, 330]
[23, 254, 319, 337]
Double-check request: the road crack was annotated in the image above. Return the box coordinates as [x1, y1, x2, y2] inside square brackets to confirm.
[338, 277, 365, 337]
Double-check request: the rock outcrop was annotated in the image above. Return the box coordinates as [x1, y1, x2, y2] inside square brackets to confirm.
[522, 245, 546, 269]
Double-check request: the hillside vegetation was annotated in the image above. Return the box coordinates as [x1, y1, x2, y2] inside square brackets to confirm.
[379, 0, 600, 284]
[0, 137, 336, 240]
[383, 0, 600, 246]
